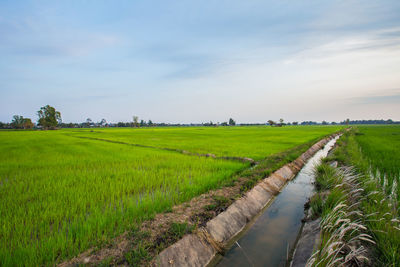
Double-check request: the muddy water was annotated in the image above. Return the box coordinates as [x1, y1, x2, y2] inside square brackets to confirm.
[215, 137, 339, 267]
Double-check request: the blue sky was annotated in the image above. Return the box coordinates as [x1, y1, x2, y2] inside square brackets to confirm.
[1, 0, 399, 123]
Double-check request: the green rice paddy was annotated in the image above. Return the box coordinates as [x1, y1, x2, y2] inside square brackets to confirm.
[0, 126, 341, 265]
[65, 126, 341, 160]
[354, 125, 400, 198]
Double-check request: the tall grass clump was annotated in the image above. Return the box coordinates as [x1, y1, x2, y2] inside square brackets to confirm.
[308, 166, 375, 266]
[321, 129, 400, 266]
[314, 164, 339, 191]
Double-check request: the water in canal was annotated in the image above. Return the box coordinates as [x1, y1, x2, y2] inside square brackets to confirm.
[215, 137, 339, 267]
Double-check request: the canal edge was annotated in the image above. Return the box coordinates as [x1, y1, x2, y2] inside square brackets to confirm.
[152, 132, 342, 267]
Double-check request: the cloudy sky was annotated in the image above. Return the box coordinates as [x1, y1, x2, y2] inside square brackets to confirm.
[1, 0, 399, 123]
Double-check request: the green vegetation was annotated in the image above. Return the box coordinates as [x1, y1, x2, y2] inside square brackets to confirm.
[66, 126, 342, 160]
[309, 164, 376, 266]
[238, 138, 328, 193]
[0, 131, 244, 266]
[310, 126, 400, 266]
[0, 126, 340, 265]
[11, 115, 34, 129]
[37, 105, 62, 129]
[354, 126, 400, 202]
[204, 195, 230, 212]
[124, 222, 195, 266]
[164, 222, 195, 243]
[124, 228, 152, 266]
[313, 164, 338, 192]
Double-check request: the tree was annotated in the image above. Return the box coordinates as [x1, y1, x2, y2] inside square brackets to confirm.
[279, 118, 284, 125]
[148, 120, 153, 126]
[322, 120, 328, 125]
[267, 120, 276, 126]
[221, 122, 228, 126]
[228, 118, 236, 126]
[100, 118, 107, 127]
[12, 115, 34, 129]
[292, 121, 298, 125]
[37, 105, 61, 129]
[140, 120, 146, 127]
[86, 118, 92, 127]
[203, 121, 214, 126]
[22, 118, 34, 129]
[133, 116, 139, 127]
[345, 118, 350, 126]
[11, 115, 24, 129]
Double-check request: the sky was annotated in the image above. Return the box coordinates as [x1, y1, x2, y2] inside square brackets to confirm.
[0, 0, 400, 124]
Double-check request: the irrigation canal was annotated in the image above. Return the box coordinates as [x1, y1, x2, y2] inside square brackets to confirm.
[214, 136, 339, 267]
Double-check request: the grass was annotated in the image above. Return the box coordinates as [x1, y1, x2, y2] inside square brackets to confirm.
[65, 125, 342, 160]
[0, 131, 244, 266]
[124, 227, 152, 266]
[237, 137, 335, 193]
[309, 165, 374, 266]
[311, 127, 400, 266]
[167, 222, 195, 239]
[124, 242, 152, 266]
[345, 127, 400, 265]
[354, 126, 400, 202]
[204, 195, 230, 212]
[314, 164, 338, 191]
[0, 126, 340, 265]
[124, 222, 195, 266]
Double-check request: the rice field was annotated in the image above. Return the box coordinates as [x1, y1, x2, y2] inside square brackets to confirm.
[65, 126, 342, 160]
[0, 126, 341, 265]
[354, 125, 400, 199]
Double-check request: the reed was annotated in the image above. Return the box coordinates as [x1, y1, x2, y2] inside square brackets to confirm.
[312, 128, 400, 266]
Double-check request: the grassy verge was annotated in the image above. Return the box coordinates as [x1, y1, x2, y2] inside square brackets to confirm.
[309, 164, 374, 266]
[309, 130, 400, 266]
[236, 137, 326, 192]
[123, 222, 195, 266]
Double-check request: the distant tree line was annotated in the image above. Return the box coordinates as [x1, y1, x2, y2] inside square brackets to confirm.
[204, 118, 236, 127]
[1, 109, 399, 130]
[339, 119, 398, 125]
[266, 119, 400, 126]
